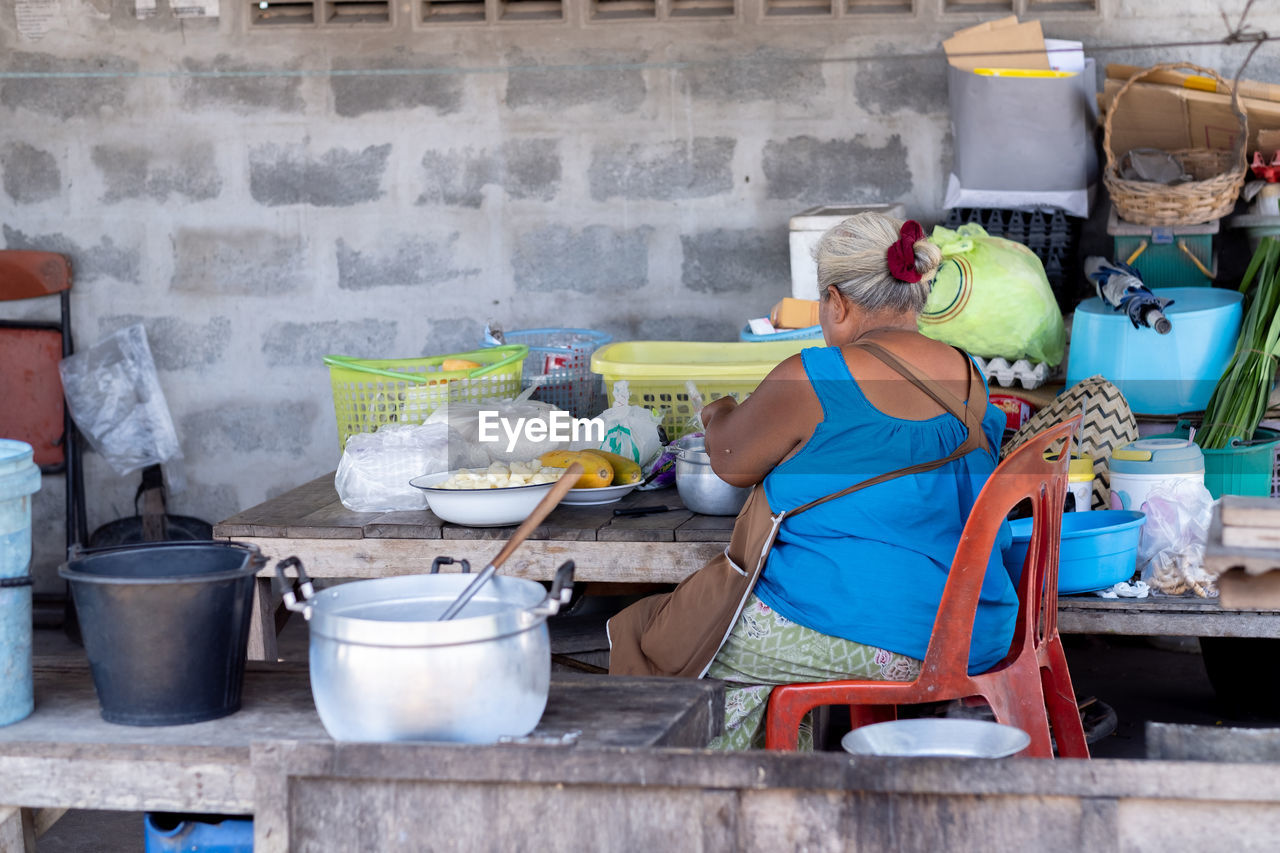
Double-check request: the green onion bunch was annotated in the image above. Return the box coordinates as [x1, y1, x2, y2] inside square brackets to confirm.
[1198, 236, 1280, 451]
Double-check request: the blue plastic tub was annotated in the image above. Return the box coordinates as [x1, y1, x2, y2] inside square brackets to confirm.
[1065, 287, 1242, 415]
[1003, 510, 1145, 595]
[739, 324, 824, 342]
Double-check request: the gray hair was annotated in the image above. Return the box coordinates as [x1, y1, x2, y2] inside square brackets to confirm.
[813, 212, 942, 315]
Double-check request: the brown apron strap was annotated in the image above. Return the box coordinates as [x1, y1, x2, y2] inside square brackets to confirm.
[786, 343, 991, 519]
[857, 341, 970, 422]
[860, 341, 990, 458]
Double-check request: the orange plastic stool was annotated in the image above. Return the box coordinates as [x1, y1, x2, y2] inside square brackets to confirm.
[764, 416, 1089, 759]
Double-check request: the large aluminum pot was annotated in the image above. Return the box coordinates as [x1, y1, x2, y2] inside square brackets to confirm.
[670, 435, 751, 516]
[277, 556, 574, 744]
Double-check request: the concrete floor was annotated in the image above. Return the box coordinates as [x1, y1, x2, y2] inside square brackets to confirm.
[25, 617, 1280, 850]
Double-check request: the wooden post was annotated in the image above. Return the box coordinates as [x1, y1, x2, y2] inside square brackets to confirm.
[0, 807, 34, 853]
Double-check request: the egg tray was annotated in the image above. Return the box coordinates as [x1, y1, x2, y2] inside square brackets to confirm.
[972, 356, 1054, 390]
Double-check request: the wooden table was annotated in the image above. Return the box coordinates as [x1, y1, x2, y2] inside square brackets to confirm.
[0, 660, 722, 850]
[216, 473, 1280, 661]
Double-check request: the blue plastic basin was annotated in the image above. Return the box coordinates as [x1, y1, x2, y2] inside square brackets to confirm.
[1003, 510, 1145, 595]
[1065, 287, 1242, 415]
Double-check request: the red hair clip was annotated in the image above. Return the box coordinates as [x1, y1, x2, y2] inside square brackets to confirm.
[887, 220, 925, 283]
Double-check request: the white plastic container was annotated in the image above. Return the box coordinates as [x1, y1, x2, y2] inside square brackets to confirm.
[789, 203, 907, 300]
[1108, 438, 1204, 513]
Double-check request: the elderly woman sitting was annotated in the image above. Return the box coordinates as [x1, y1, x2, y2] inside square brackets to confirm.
[613, 212, 1014, 750]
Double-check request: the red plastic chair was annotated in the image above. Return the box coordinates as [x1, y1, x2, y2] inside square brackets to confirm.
[764, 415, 1089, 759]
[0, 250, 87, 555]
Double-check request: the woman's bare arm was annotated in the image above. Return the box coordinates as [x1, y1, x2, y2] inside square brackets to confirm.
[701, 354, 823, 487]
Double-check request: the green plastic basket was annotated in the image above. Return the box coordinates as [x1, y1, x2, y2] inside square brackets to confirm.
[324, 345, 528, 453]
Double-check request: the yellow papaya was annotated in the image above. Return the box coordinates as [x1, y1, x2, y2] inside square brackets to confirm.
[539, 450, 613, 488]
[590, 449, 642, 485]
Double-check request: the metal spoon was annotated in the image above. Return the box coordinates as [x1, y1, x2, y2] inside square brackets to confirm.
[437, 461, 583, 621]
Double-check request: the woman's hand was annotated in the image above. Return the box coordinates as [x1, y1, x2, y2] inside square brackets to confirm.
[702, 354, 822, 487]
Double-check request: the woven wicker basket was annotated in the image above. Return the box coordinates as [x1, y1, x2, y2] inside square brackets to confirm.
[1103, 62, 1247, 226]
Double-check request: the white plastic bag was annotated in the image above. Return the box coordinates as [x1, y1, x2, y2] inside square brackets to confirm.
[57, 324, 181, 477]
[1137, 479, 1217, 597]
[335, 423, 486, 512]
[578, 381, 663, 466]
[423, 398, 573, 464]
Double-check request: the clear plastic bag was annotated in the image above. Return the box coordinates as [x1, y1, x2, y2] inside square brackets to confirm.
[920, 224, 1066, 366]
[1137, 479, 1217, 597]
[335, 423, 486, 512]
[57, 324, 181, 477]
[423, 398, 572, 464]
[583, 381, 664, 467]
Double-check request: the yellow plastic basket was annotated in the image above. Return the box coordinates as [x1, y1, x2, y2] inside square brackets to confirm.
[590, 340, 814, 439]
[325, 345, 528, 452]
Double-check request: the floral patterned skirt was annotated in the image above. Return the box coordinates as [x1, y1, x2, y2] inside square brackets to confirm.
[705, 594, 922, 751]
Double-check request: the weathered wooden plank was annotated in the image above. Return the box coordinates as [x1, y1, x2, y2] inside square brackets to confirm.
[0, 666, 722, 819]
[0, 754, 251, 813]
[1058, 598, 1280, 638]
[362, 509, 443, 539]
[241, 537, 720, 584]
[1206, 507, 1280, 576]
[286, 499, 368, 540]
[248, 578, 279, 663]
[1218, 568, 1280, 609]
[1220, 495, 1280, 529]
[1147, 722, 1280, 762]
[441, 520, 539, 541]
[213, 473, 337, 538]
[1222, 524, 1280, 550]
[675, 513, 735, 543]
[30, 808, 65, 839]
[0, 807, 33, 853]
[598, 507, 695, 542]
[537, 504, 618, 541]
[254, 742, 1280, 802]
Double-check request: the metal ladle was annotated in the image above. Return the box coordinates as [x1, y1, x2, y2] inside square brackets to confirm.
[437, 461, 583, 621]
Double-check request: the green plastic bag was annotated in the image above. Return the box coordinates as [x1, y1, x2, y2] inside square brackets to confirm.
[918, 223, 1066, 366]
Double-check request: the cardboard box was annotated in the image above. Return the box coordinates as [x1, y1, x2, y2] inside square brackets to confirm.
[1102, 79, 1280, 154]
[770, 298, 819, 329]
[942, 16, 1050, 72]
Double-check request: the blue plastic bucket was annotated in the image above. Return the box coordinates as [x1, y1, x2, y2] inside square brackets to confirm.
[1065, 287, 1242, 415]
[1003, 510, 1145, 595]
[0, 439, 41, 727]
[144, 813, 253, 853]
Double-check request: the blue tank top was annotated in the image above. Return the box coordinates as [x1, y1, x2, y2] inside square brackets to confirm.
[754, 345, 1015, 674]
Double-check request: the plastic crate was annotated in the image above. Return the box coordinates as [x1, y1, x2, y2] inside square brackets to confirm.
[324, 344, 528, 453]
[1107, 205, 1217, 288]
[482, 328, 610, 418]
[590, 340, 812, 439]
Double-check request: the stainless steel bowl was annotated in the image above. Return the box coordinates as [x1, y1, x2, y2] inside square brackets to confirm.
[841, 718, 1031, 758]
[669, 435, 751, 516]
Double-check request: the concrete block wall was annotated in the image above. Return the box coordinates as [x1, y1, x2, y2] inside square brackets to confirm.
[1, 0, 1276, 585]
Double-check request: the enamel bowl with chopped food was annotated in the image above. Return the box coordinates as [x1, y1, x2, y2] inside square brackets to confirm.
[409, 461, 566, 527]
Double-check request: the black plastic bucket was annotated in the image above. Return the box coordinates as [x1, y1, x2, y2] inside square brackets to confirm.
[58, 542, 264, 726]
